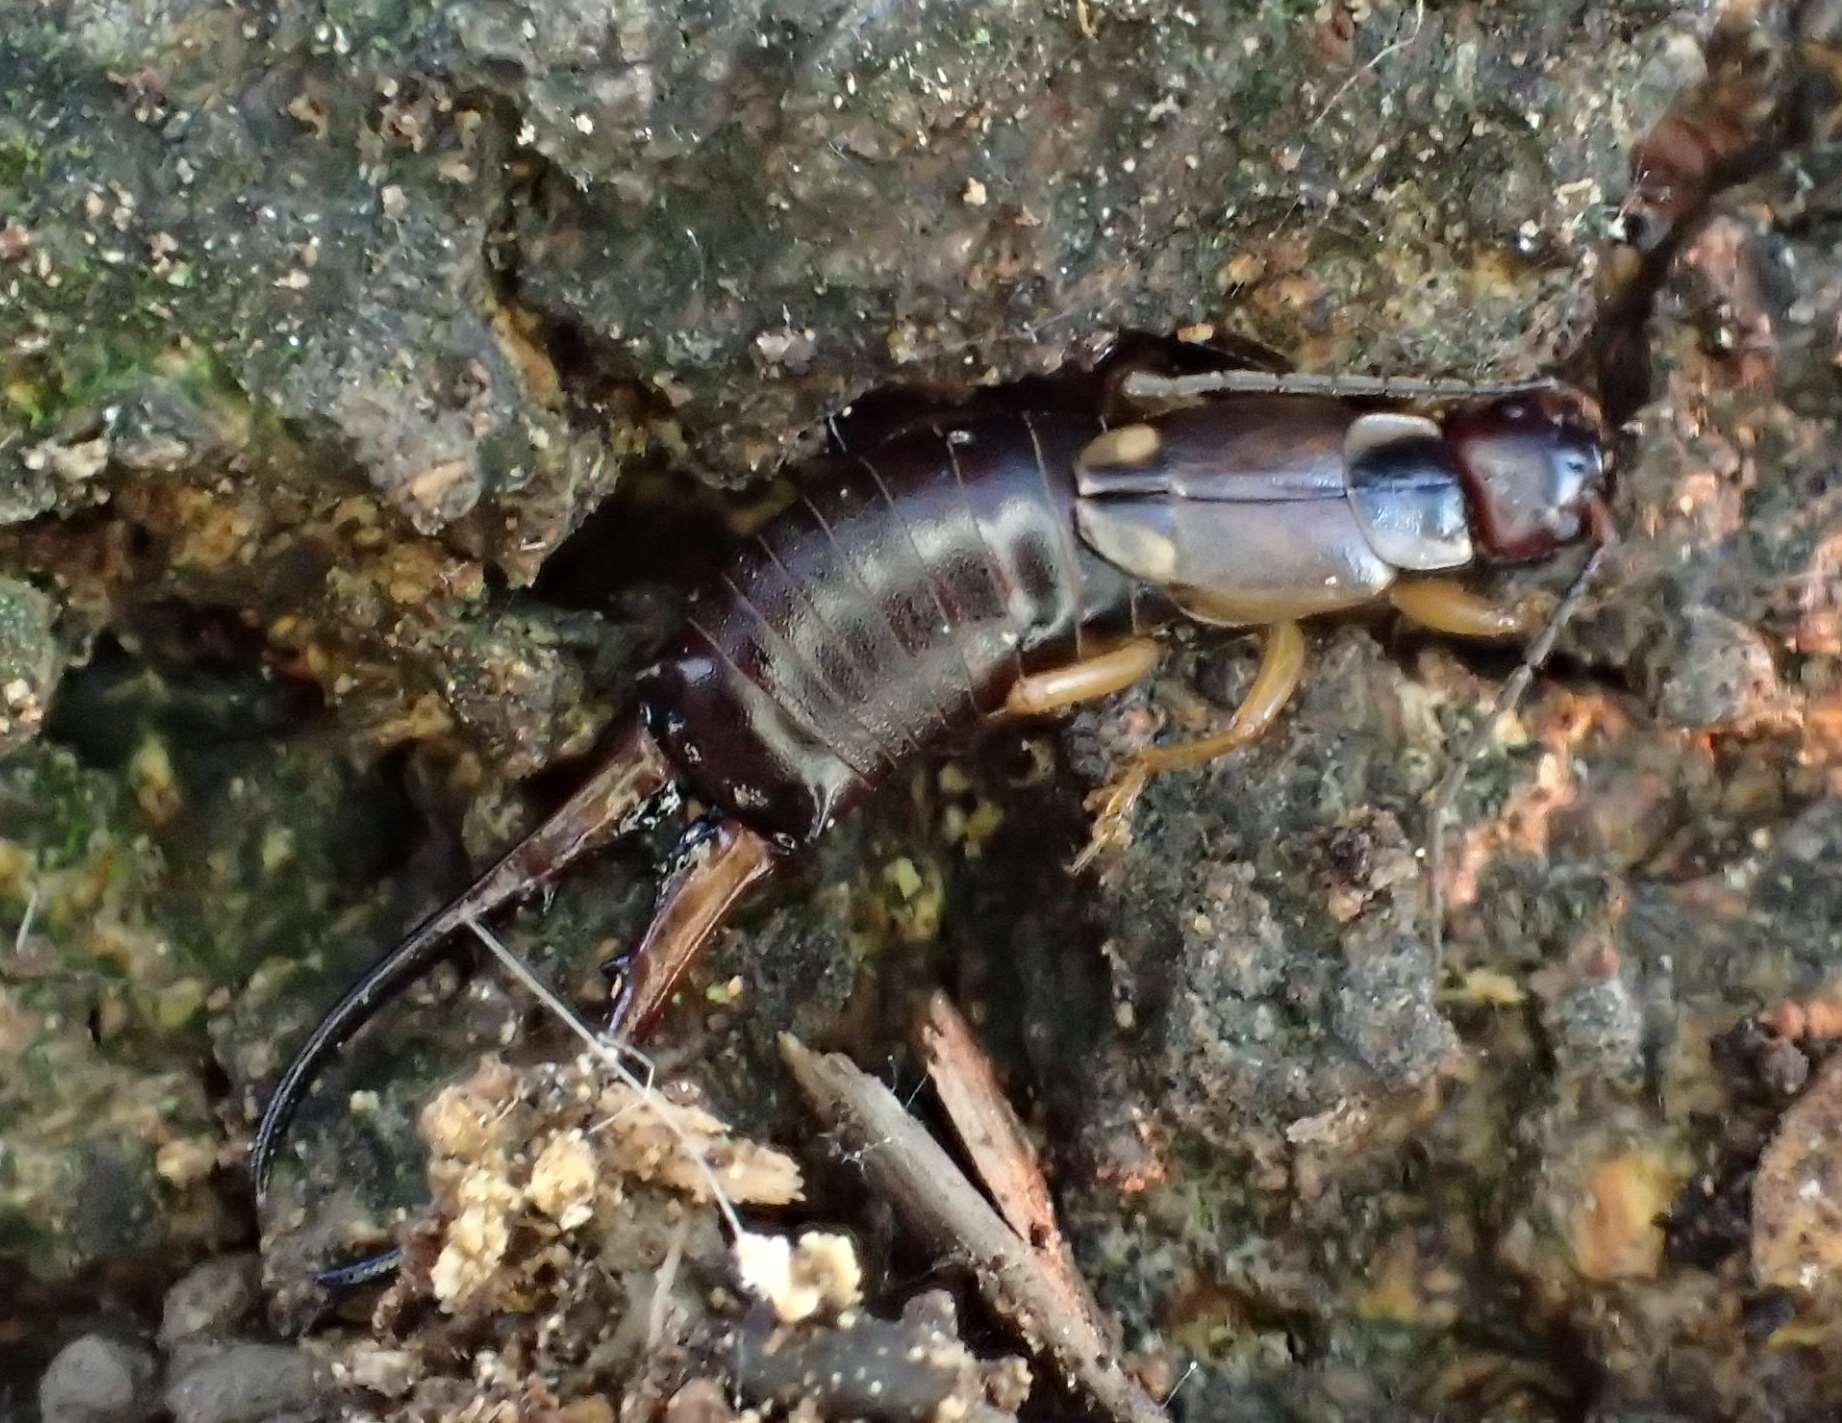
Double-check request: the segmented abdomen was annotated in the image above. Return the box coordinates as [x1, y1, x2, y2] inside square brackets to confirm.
[636, 409, 1161, 844]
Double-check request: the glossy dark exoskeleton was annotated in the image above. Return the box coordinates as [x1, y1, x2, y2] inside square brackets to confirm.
[250, 340, 1610, 1288]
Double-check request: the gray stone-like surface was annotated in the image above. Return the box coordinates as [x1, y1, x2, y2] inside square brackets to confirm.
[0, 576, 60, 756]
[39, 1334, 160, 1423]
[163, 1344, 327, 1423]
[159, 1255, 262, 1350]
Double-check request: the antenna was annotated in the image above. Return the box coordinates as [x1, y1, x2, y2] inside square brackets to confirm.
[1121, 368, 1559, 403]
[1426, 526, 1611, 968]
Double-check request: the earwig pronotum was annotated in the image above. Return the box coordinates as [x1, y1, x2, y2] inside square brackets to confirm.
[250, 337, 1612, 1288]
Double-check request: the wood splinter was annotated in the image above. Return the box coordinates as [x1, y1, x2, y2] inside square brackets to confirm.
[916, 991, 1103, 1323]
[780, 1032, 1169, 1423]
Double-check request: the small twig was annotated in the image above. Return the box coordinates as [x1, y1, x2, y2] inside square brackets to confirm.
[1425, 539, 1610, 967]
[916, 992, 1099, 1321]
[462, 916, 744, 1239]
[781, 1034, 1168, 1423]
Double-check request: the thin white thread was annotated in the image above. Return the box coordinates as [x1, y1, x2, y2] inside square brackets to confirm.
[13, 885, 39, 955]
[461, 915, 744, 1239]
[1308, 0, 1427, 134]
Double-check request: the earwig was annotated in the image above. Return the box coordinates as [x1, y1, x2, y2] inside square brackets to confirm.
[251, 339, 1613, 1288]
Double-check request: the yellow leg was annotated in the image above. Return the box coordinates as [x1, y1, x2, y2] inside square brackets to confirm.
[1072, 622, 1306, 873]
[1004, 638, 1162, 717]
[1389, 577, 1548, 639]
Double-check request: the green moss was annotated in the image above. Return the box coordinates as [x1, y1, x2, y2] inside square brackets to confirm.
[4, 332, 231, 441]
[0, 747, 118, 871]
[0, 130, 45, 194]
[54, 341, 155, 414]
[2, 377, 49, 426]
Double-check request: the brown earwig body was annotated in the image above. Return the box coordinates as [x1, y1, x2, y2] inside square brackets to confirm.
[251, 342, 1610, 1288]
[638, 405, 1157, 849]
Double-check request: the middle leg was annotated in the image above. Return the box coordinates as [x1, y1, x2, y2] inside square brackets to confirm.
[1004, 638, 1163, 717]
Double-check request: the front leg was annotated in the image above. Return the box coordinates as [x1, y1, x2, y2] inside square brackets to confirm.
[1389, 577, 1553, 640]
[1072, 621, 1306, 873]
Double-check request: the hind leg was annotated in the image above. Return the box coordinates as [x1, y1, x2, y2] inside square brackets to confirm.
[605, 813, 780, 1039]
[1072, 622, 1306, 873]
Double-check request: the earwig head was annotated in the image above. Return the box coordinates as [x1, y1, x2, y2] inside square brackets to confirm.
[1446, 387, 1609, 562]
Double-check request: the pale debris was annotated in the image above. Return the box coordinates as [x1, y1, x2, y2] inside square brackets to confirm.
[590, 1078, 802, 1207]
[527, 1128, 598, 1229]
[419, 1056, 803, 1312]
[429, 1163, 523, 1309]
[733, 1230, 864, 1323]
[421, 1071, 514, 1157]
